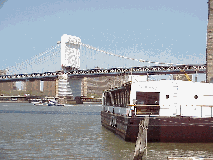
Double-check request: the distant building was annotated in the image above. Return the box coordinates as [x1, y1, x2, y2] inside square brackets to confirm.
[0, 70, 6, 75]
[0, 70, 17, 92]
[21, 81, 26, 91]
[81, 75, 129, 98]
[173, 74, 193, 81]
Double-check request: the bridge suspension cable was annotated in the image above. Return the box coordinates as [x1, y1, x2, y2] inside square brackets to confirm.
[5, 41, 185, 75]
[80, 42, 176, 66]
[6, 44, 61, 75]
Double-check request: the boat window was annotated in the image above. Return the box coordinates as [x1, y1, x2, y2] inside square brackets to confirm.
[136, 92, 160, 105]
[136, 92, 160, 115]
[194, 95, 198, 99]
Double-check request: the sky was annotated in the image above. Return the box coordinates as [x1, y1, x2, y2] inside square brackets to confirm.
[0, 0, 209, 79]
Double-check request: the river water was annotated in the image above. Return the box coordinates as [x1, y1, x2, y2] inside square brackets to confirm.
[0, 103, 213, 159]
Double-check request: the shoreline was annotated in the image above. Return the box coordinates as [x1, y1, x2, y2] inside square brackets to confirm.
[0, 101, 102, 104]
[0, 101, 29, 103]
[83, 102, 102, 104]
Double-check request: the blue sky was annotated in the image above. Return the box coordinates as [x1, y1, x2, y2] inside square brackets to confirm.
[0, 0, 208, 74]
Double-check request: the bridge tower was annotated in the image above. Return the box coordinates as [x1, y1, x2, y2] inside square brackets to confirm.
[56, 34, 82, 102]
[207, 0, 213, 83]
[61, 34, 81, 71]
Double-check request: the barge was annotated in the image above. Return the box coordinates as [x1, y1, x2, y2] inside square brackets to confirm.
[101, 75, 213, 142]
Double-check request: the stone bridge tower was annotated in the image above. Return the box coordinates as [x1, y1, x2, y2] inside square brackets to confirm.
[61, 34, 81, 71]
[57, 34, 82, 101]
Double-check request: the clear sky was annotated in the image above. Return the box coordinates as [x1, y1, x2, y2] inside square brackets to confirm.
[0, 0, 208, 74]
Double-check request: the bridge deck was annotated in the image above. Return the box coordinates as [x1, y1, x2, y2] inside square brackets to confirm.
[0, 64, 206, 82]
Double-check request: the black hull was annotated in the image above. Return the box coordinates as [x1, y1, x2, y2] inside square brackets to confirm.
[101, 111, 213, 142]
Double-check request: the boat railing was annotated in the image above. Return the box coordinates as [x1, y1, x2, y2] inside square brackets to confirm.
[128, 104, 160, 116]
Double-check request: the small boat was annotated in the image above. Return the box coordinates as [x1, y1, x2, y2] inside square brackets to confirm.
[47, 100, 64, 106]
[31, 101, 40, 105]
[30, 99, 42, 105]
[34, 102, 43, 106]
[48, 103, 54, 106]
[48, 100, 56, 106]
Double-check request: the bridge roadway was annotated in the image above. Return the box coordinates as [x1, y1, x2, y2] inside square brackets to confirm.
[0, 64, 206, 82]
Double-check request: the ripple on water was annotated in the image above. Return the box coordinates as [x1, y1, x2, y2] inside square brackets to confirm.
[0, 103, 213, 159]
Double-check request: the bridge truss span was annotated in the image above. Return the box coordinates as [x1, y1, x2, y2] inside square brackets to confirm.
[0, 64, 206, 82]
[67, 64, 206, 77]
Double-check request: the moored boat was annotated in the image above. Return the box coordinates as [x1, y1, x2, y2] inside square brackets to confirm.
[34, 102, 44, 106]
[48, 100, 64, 106]
[48, 100, 56, 106]
[30, 99, 42, 105]
[101, 75, 213, 142]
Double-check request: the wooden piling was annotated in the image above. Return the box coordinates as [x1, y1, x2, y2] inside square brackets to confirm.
[133, 117, 149, 160]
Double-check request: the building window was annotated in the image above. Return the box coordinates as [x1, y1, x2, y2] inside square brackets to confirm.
[166, 95, 169, 99]
[194, 95, 198, 99]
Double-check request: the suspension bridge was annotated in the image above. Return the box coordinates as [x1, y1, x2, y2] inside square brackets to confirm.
[0, 33, 210, 102]
[0, 34, 206, 81]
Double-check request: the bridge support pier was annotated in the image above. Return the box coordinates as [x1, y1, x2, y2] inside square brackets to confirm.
[67, 77, 82, 98]
[26, 80, 40, 95]
[0, 82, 16, 95]
[55, 74, 81, 104]
[43, 80, 56, 97]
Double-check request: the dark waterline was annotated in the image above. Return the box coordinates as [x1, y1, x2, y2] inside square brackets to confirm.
[0, 103, 213, 159]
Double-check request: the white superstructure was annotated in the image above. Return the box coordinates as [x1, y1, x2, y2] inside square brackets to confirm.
[129, 75, 213, 118]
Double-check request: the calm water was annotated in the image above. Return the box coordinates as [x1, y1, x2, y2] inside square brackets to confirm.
[0, 103, 213, 159]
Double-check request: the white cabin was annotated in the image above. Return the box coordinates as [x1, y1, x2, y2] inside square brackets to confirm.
[130, 75, 213, 117]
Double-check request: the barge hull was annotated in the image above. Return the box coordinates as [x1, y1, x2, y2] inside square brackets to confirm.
[101, 111, 213, 142]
